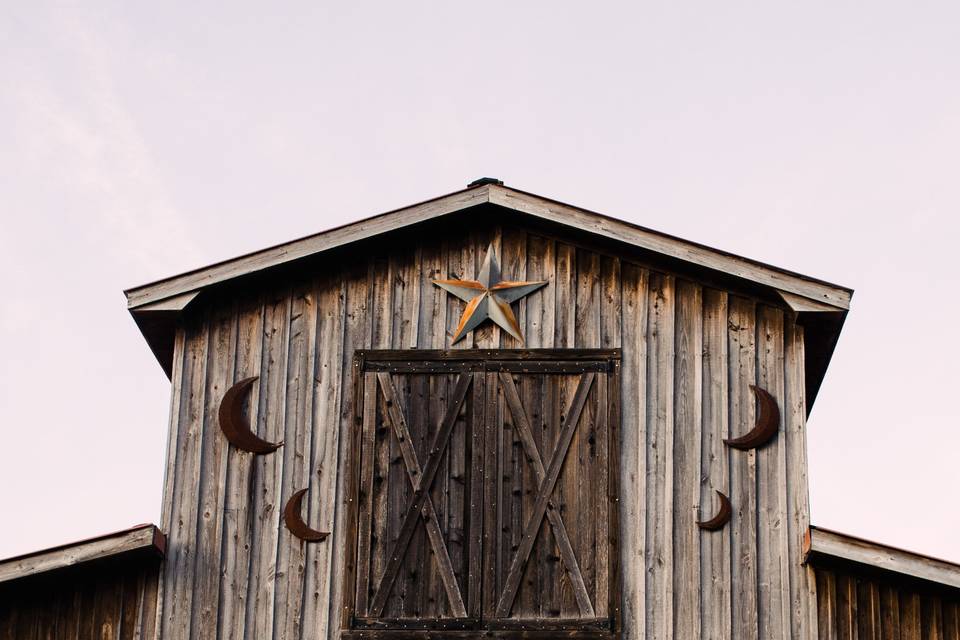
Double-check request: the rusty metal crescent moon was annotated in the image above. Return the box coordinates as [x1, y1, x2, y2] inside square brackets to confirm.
[283, 488, 329, 542]
[697, 490, 732, 531]
[723, 384, 780, 451]
[218, 376, 283, 454]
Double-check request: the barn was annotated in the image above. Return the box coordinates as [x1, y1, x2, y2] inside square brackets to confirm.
[1, 179, 958, 639]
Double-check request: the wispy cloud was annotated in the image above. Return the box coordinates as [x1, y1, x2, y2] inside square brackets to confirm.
[3, 8, 202, 282]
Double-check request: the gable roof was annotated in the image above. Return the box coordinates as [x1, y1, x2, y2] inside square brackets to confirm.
[125, 180, 852, 410]
[0, 524, 164, 585]
[805, 527, 960, 591]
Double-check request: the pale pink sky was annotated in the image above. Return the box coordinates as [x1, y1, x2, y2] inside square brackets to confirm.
[1, 2, 958, 562]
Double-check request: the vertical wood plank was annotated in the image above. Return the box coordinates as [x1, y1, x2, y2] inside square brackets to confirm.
[786, 319, 816, 640]
[299, 278, 346, 638]
[525, 235, 556, 350]
[482, 369, 500, 619]
[857, 580, 880, 640]
[595, 369, 611, 620]
[645, 272, 675, 639]
[467, 371, 485, 619]
[554, 243, 576, 349]
[503, 227, 529, 616]
[217, 297, 264, 640]
[620, 263, 648, 640]
[553, 244, 579, 618]
[499, 227, 527, 350]
[942, 601, 959, 640]
[191, 303, 239, 640]
[576, 249, 601, 616]
[246, 292, 292, 640]
[153, 327, 186, 639]
[137, 564, 160, 640]
[391, 249, 420, 616]
[161, 314, 210, 640]
[354, 372, 379, 617]
[900, 591, 920, 640]
[879, 585, 900, 640]
[273, 283, 322, 639]
[418, 238, 447, 351]
[368, 257, 394, 616]
[331, 265, 373, 636]
[756, 305, 790, 640]
[418, 238, 451, 618]
[672, 279, 702, 640]
[922, 595, 944, 640]
[836, 573, 857, 640]
[700, 288, 731, 640]
[392, 248, 421, 350]
[729, 295, 759, 640]
[527, 234, 557, 618]
[444, 236, 476, 350]
[817, 570, 837, 640]
[598, 254, 622, 622]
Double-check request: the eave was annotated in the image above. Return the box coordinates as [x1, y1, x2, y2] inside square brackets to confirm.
[804, 527, 960, 591]
[0, 524, 165, 585]
[124, 181, 853, 411]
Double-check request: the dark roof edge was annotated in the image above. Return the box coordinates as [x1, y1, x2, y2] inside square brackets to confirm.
[495, 185, 853, 298]
[124, 182, 854, 410]
[124, 182, 853, 310]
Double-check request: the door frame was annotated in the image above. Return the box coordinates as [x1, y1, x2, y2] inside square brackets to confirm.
[340, 349, 622, 640]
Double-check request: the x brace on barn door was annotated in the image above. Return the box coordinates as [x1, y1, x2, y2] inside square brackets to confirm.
[345, 349, 620, 636]
[494, 371, 595, 618]
[369, 372, 472, 617]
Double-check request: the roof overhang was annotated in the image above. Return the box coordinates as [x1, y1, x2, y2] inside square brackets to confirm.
[125, 182, 853, 411]
[0, 524, 165, 585]
[804, 527, 960, 591]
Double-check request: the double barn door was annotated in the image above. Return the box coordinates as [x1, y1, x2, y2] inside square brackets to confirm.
[344, 350, 620, 638]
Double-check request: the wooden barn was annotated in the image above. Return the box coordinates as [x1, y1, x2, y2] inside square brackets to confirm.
[2, 179, 958, 639]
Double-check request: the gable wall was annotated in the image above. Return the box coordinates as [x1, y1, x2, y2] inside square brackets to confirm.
[0, 554, 160, 639]
[813, 560, 960, 639]
[151, 216, 816, 639]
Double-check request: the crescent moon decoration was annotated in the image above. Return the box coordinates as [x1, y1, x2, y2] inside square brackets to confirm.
[697, 490, 732, 531]
[723, 384, 780, 451]
[218, 376, 283, 454]
[283, 488, 329, 542]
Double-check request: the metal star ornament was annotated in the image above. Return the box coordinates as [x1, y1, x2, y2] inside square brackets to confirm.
[433, 244, 547, 344]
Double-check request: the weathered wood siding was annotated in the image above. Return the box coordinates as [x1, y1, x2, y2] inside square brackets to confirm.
[153, 220, 815, 639]
[0, 555, 160, 640]
[814, 561, 960, 640]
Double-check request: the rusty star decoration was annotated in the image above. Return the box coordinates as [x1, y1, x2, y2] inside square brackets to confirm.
[433, 244, 547, 344]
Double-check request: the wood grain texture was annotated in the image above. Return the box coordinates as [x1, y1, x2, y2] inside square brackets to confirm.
[645, 272, 675, 640]
[756, 305, 791, 640]
[729, 295, 759, 640]
[216, 296, 264, 640]
[127, 184, 852, 313]
[273, 283, 321, 639]
[785, 322, 817, 640]
[192, 304, 238, 640]
[0, 555, 161, 640]
[700, 288, 732, 640]
[673, 280, 703, 640]
[146, 222, 822, 640]
[300, 277, 347, 640]
[813, 562, 960, 640]
[161, 312, 210, 640]
[619, 263, 648, 640]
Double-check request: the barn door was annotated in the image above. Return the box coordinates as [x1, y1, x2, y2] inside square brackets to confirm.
[352, 366, 483, 625]
[483, 362, 616, 630]
[345, 351, 619, 638]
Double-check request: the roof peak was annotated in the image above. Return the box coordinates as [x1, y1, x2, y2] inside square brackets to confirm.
[467, 177, 503, 187]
